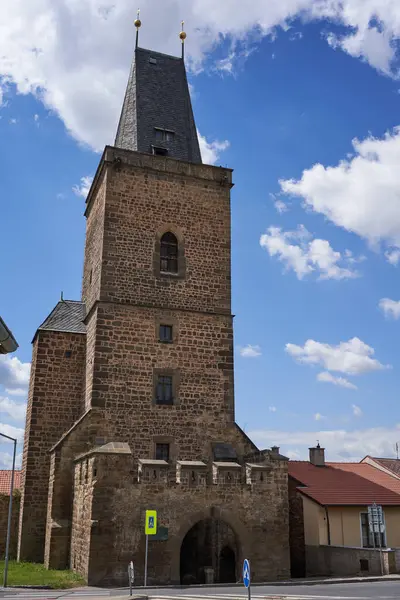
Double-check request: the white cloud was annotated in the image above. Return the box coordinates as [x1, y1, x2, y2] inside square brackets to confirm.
[274, 199, 289, 214]
[379, 297, 400, 319]
[269, 406, 277, 412]
[0, 355, 30, 392]
[1, 1, 400, 152]
[9, 118, 17, 124]
[280, 128, 400, 257]
[197, 130, 230, 165]
[317, 371, 358, 390]
[250, 424, 400, 462]
[0, 451, 22, 470]
[327, 26, 396, 76]
[352, 404, 363, 417]
[239, 344, 262, 358]
[5, 388, 27, 397]
[73, 175, 93, 199]
[260, 225, 359, 280]
[0, 397, 26, 421]
[385, 249, 400, 265]
[314, 412, 327, 421]
[0, 423, 24, 443]
[286, 337, 388, 376]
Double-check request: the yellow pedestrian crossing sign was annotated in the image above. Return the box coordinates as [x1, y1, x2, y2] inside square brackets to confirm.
[145, 510, 157, 535]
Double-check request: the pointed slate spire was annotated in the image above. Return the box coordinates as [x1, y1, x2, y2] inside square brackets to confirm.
[114, 44, 202, 164]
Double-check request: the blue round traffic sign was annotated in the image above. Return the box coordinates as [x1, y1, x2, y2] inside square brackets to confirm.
[243, 558, 250, 588]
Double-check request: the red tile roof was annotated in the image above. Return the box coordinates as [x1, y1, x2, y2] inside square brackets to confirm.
[288, 461, 400, 506]
[366, 457, 400, 477]
[330, 462, 400, 494]
[0, 470, 21, 495]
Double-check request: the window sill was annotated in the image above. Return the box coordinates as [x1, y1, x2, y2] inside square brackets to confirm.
[154, 403, 175, 407]
[159, 340, 173, 344]
[160, 270, 180, 277]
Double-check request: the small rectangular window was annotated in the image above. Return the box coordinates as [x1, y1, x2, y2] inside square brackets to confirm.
[156, 375, 173, 405]
[159, 324, 173, 343]
[154, 128, 174, 143]
[65, 350, 72, 358]
[153, 146, 168, 156]
[156, 443, 170, 461]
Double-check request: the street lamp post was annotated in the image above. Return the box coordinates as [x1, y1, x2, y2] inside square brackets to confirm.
[0, 432, 17, 588]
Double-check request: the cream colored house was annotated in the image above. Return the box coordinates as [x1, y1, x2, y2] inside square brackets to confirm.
[289, 446, 400, 577]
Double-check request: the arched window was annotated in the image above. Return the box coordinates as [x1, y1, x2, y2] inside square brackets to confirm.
[160, 232, 178, 273]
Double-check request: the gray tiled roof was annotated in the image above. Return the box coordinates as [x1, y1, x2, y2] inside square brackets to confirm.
[115, 47, 202, 164]
[38, 300, 86, 335]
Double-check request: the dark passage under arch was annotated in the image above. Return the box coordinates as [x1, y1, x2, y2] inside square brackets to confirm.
[180, 518, 238, 585]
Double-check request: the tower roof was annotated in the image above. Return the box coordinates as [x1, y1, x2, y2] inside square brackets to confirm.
[34, 300, 86, 340]
[115, 47, 202, 164]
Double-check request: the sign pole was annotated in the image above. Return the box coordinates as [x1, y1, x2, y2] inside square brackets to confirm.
[144, 509, 157, 587]
[243, 558, 251, 600]
[144, 533, 149, 587]
[378, 510, 383, 576]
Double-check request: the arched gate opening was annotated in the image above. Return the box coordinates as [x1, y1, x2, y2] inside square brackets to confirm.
[180, 518, 238, 585]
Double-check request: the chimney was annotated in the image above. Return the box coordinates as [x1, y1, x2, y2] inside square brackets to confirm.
[309, 443, 325, 467]
[271, 446, 280, 456]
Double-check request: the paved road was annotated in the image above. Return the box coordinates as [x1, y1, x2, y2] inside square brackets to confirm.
[1, 582, 400, 600]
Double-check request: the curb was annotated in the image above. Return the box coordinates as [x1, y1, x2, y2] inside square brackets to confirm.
[129, 575, 400, 590]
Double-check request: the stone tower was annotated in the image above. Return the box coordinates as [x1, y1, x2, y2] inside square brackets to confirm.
[18, 31, 290, 585]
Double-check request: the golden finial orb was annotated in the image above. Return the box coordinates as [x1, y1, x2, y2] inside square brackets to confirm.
[180, 20, 186, 41]
[134, 9, 141, 28]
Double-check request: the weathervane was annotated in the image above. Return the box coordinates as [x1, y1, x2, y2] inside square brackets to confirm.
[180, 20, 187, 60]
[135, 9, 141, 49]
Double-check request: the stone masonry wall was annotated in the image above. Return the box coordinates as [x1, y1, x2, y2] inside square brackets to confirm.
[0, 493, 20, 559]
[288, 477, 305, 577]
[306, 544, 397, 577]
[18, 332, 38, 561]
[45, 408, 106, 570]
[82, 174, 107, 314]
[70, 454, 289, 586]
[18, 330, 86, 562]
[98, 153, 232, 315]
[89, 303, 242, 457]
[70, 458, 95, 579]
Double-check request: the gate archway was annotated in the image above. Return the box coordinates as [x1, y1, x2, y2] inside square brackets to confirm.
[180, 518, 238, 585]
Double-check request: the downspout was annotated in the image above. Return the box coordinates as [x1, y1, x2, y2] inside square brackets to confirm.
[325, 506, 331, 546]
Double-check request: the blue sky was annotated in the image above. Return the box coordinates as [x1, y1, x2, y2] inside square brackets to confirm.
[2, 1, 400, 466]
